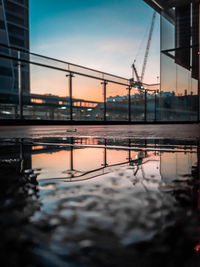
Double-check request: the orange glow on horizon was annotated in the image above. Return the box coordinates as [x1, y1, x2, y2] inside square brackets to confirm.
[32, 145, 44, 150]
[31, 98, 43, 104]
[30, 62, 132, 102]
[31, 67, 104, 102]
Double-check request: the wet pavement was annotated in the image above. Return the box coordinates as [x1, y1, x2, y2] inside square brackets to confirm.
[0, 124, 200, 140]
[0, 127, 200, 266]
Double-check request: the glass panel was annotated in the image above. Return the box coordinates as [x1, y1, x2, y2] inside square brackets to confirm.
[160, 53, 176, 121]
[23, 63, 69, 120]
[147, 91, 156, 121]
[73, 147, 104, 172]
[32, 148, 71, 179]
[0, 56, 19, 119]
[0, 103, 19, 119]
[131, 87, 145, 121]
[160, 4, 199, 122]
[176, 63, 198, 121]
[161, 14, 175, 51]
[160, 51, 198, 121]
[69, 65, 103, 79]
[28, 53, 68, 71]
[72, 75, 104, 121]
[106, 82, 128, 121]
[107, 148, 128, 166]
[103, 74, 129, 86]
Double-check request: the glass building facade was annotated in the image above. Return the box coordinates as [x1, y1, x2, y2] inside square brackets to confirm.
[0, 0, 29, 95]
[144, 0, 200, 122]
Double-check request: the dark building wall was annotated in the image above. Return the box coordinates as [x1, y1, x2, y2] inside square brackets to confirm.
[0, 0, 29, 95]
[4, 0, 29, 49]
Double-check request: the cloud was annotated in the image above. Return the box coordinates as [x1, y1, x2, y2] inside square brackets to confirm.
[97, 38, 138, 55]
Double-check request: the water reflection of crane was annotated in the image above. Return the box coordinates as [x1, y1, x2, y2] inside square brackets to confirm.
[65, 139, 147, 182]
[133, 151, 145, 176]
[62, 140, 160, 183]
[131, 11, 156, 89]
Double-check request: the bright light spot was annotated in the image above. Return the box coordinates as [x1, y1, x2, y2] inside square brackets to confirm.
[194, 244, 200, 253]
[1, 111, 11, 114]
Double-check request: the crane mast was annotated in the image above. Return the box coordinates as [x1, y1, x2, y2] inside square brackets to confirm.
[131, 11, 156, 86]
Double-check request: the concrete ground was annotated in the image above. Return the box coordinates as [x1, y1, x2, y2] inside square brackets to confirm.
[0, 124, 199, 140]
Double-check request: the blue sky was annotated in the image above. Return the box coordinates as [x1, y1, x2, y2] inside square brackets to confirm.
[30, 0, 160, 83]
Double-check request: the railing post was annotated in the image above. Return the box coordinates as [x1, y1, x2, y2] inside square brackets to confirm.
[128, 139, 131, 163]
[67, 72, 74, 121]
[102, 139, 108, 167]
[144, 89, 147, 122]
[154, 90, 157, 121]
[101, 80, 107, 122]
[18, 51, 23, 120]
[128, 86, 131, 122]
[70, 137, 74, 173]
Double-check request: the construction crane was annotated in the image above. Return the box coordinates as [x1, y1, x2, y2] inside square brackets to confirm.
[131, 11, 156, 87]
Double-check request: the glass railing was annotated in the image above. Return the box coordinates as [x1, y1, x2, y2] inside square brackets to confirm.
[0, 43, 159, 122]
[106, 82, 129, 121]
[131, 87, 145, 121]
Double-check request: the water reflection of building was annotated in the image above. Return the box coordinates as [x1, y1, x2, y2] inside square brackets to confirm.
[0, 0, 30, 95]
[143, 0, 199, 121]
[160, 151, 197, 184]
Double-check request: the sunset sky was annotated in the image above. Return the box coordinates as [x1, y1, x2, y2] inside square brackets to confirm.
[29, 0, 160, 98]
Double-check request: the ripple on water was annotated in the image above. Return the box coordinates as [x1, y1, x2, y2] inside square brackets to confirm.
[34, 173, 179, 246]
[0, 138, 199, 267]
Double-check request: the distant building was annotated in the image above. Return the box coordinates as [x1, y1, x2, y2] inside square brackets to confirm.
[107, 95, 128, 102]
[0, 0, 29, 94]
[160, 91, 174, 98]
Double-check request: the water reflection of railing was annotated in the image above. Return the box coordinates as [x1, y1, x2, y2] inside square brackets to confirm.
[0, 138, 198, 182]
[0, 43, 159, 122]
[31, 137, 198, 154]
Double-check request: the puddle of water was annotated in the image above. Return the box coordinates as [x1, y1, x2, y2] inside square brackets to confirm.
[0, 137, 199, 267]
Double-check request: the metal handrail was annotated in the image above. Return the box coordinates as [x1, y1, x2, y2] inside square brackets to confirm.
[0, 51, 131, 87]
[0, 43, 129, 85]
[0, 43, 160, 122]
